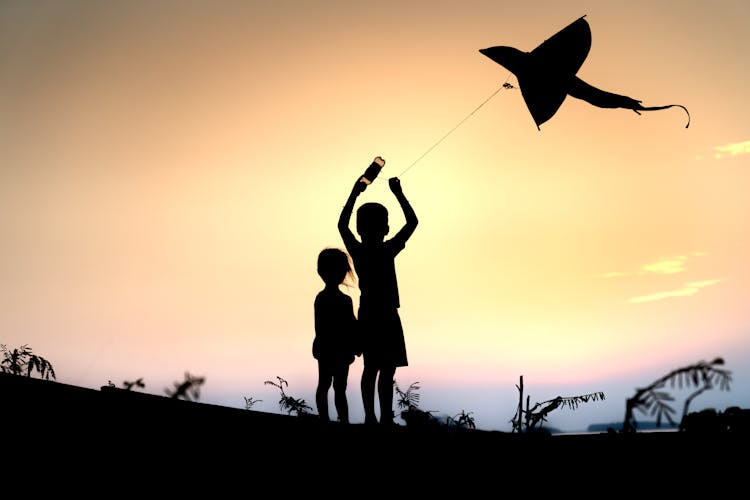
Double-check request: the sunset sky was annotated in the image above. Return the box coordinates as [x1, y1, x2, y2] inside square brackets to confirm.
[1, 0, 748, 432]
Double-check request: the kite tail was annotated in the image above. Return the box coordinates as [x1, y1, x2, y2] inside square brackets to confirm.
[636, 104, 691, 129]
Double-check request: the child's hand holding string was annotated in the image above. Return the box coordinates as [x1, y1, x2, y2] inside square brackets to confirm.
[388, 176, 403, 195]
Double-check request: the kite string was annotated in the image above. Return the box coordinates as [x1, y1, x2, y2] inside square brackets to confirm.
[397, 83, 509, 178]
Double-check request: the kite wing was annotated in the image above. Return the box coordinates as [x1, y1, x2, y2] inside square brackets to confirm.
[479, 15, 690, 129]
[479, 15, 590, 129]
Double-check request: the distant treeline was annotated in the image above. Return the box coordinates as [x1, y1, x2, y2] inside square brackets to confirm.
[588, 422, 680, 433]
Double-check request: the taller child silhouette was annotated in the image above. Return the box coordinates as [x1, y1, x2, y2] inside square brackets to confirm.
[338, 156, 418, 425]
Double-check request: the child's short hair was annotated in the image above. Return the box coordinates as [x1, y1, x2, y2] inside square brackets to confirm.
[356, 202, 389, 238]
[317, 248, 353, 286]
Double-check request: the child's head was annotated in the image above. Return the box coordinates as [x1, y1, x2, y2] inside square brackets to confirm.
[317, 248, 354, 287]
[356, 202, 389, 241]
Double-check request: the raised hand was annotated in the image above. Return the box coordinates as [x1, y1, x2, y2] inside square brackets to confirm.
[388, 177, 403, 195]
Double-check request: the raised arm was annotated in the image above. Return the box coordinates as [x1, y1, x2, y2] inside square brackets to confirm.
[338, 156, 384, 248]
[388, 177, 418, 242]
[338, 176, 366, 249]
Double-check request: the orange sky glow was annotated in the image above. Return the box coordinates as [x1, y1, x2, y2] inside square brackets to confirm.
[1, 0, 748, 431]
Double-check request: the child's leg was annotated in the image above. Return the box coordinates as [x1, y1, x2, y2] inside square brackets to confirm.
[332, 364, 350, 424]
[378, 366, 396, 425]
[316, 362, 333, 422]
[361, 364, 378, 424]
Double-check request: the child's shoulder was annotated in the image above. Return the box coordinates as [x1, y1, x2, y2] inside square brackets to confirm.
[316, 288, 350, 300]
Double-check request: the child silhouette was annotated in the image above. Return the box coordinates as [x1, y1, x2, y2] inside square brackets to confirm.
[313, 247, 359, 424]
[338, 156, 418, 426]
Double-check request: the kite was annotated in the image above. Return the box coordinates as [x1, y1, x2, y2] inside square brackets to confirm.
[479, 15, 690, 130]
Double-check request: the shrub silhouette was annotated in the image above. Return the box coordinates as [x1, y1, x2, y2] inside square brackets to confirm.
[394, 380, 476, 429]
[447, 410, 477, 430]
[395, 381, 439, 427]
[165, 372, 205, 401]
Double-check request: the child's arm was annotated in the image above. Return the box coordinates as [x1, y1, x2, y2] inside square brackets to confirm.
[338, 156, 384, 245]
[338, 176, 366, 249]
[388, 177, 418, 242]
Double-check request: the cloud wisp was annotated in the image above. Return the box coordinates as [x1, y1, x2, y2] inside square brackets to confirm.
[594, 252, 706, 279]
[712, 140, 750, 160]
[629, 279, 721, 303]
[593, 252, 720, 303]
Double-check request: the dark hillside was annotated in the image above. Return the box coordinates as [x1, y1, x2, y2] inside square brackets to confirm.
[2, 372, 745, 492]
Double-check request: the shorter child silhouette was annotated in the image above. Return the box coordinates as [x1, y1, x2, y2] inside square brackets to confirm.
[313, 247, 360, 424]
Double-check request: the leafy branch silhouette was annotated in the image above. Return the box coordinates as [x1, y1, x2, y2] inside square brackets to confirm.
[1, 344, 56, 380]
[622, 357, 732, 433]
[264, 376, 312, 416]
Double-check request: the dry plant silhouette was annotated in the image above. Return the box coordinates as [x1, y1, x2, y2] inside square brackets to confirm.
[165, 372, 205, 401]
[511, 375, 605, 433]
[1, 344, 56, 380]
[264, 376, 313, 417]
[622, 357, 732, 433]
[244, 396, 262, 410]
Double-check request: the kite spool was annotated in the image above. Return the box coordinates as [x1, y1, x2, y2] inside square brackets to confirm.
[361, 157, 384, 185]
